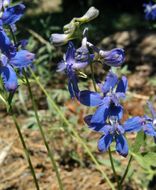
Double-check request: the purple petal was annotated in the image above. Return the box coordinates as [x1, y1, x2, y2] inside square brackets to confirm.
[124, 116, 143, 132]
[147, 101, 156, 119]
[143, 123, 156, 137]
[116, 76, 128, 94]
[115, 134, 128, 157]
[109, 105, 123, 120]
[0, 65, 18, 91]
[101, 48, 125, 67]
[0, 27, 16, 58]
[84, 115, 110, 132]
[78, 90, 102, 107]
[100, 71, 118, 94]
[91, 104, 109, 124]
[65, 42, 75, 66]
[98, 134, 113, 152]
[2, 4, 25, 25]
[57, 60, 66, 72]
[9, 50, 35, 68]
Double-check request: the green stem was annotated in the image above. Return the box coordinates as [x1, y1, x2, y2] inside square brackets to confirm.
[23, 71, 64, 190]
[30, 69, 115, 190]
[89, 61, 97, 91]
[120, 155, 133, 186]
[9, 106, 40, 190]
[7, 21, 40, 190]
[89, 63, 120, 189]
[108, 148, 121, 190]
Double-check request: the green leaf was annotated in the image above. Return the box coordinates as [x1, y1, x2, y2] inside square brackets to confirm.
[131, 131, 144, 153]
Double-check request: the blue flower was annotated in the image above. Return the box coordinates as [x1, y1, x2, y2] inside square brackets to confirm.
[0, 50, 35, 91]
[143, 2, 156, 20]
[58, 41, 93, 71]
[99, 48, 125, 67]
[85, 115, 128, 157]
[1, 3, 25, 25]
[124, 102, 156, 141]
[0, 54, 18, 91]
[87, 42, 125, 67]
[0, 27, 16, 58]
[9, 50, 35, 69]
[57, 42, 93, 98]
[78, 71, 128, 123]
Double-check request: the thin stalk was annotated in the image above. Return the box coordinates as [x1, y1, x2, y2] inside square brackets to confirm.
[89, 61, 97, 91]
[89, 63, 120, 189]
[120, 155, 133, 186]
[23, 71, 64, 190]
[108, 148, 121, 190]
[9, 106, 40, 190]
[7, 25, 39, 190]
[30, 69, 115, 190]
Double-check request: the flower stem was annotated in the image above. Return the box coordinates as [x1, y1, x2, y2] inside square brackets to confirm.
[120, 155, 133, 186]
[23, 70, 64, 190]
[9, 106, 40, 190]
[108, 148, 121, 190]
[89, 61, 97, 92]
[30, 69, 115, 190]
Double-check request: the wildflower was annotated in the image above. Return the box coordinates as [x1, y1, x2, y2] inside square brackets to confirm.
[0, 54, 18, 91]
[9, 50, 35, 69]
[1, 3, 25, 25]
[0, 50, 35, 91]
[143, 2, 156, 20]
[0, 27, 16, 58]
[78, 71, 128, 123]
[85, 115, 128, 157]
[99, 48, 125, 67]
[87, 42, 125, 67]
[57, 41, 94, 97]
[124, 102, 156, 141]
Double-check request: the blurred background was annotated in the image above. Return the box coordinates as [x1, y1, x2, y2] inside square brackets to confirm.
[0, 0, 156, 190]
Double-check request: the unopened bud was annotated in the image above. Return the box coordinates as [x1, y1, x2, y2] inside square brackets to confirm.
[80, 7, 99, 22]
[50, 33, 69, 46]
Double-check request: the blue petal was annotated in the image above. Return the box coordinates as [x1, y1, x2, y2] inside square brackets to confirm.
[102, 48, 125, 67]
[74, 46, 90, 69]
[84, 115, 110, 132]
[65, 42, 75, 66]
[78, 90, 102, 107]
[124, 116, 143, 132]
[57, 61, 66, 72]
[0, 65, 18, 91]
[98, 134, 113, 152]
[116, 76, 128, 93]
[115, 134, 128, 157]
[100, 71, 118, 94]
[91, 104, 109, 124]
[9, 50, 35, 68]
[143, 123, 156, 137]
[108, 105, 123, 120]
[2, 4, 25, 25]
[0, 27, 16, 58]
[147, 101, 156, 119]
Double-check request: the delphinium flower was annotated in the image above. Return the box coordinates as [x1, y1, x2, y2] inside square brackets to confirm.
[143, 1, 156, 20]
[0, 1, 25, 26]
[77, 71, 131, 156]
[57, 30, 94, 98]
[124, 101, 156, 141]
[0, 0, 35, 92]
[78, 71, 127, 123]
[87, 41, 125, 67]
[0, 50, 35, 91]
